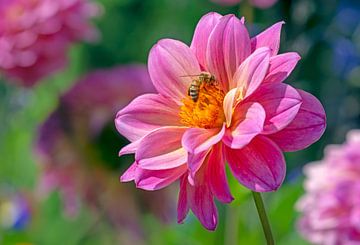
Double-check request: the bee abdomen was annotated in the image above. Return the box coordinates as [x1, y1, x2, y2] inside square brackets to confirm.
[188, 84, 200, 102]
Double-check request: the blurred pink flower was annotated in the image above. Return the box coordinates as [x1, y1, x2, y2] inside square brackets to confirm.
[0, 0, 100, 87]
[116, 12, 326, 230]
[211, 0, 278, 8]
[297, 130, 360, 245]
[35, 65, 174, 239]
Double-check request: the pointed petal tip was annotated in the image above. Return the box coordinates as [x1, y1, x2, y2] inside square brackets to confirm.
[204, 215, 218, 231]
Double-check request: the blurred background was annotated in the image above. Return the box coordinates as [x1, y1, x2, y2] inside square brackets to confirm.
[0, 0, 359, 244]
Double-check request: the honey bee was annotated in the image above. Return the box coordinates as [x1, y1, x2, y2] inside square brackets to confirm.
[182, 72, 216, 102]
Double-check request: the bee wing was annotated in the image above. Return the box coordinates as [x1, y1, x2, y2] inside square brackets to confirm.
[180, 74, 201, 78]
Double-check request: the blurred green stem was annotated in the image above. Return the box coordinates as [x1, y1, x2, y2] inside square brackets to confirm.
[252, 192, 274, 245]
[240, 1, 254, 24]
[224, 205, 240, 245]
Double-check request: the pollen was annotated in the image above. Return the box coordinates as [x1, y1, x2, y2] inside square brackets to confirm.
[179, 82, 225, 129]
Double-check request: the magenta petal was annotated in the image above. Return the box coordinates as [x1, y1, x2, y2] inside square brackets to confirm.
[120, 162, 137, 182]
[182, 126, 225, 178]
[177, 174, 189, 223]
[187, 150, 209, 183]
[249, 83, 302, 134]
[191, 12, 222, 69]
[118, 140, 139, 156]
[148, 39, 201, 102]
[264, 52, 301, 84]
[269, 89, 326, 152]
[182, 125, 225, 154]
[187, 172, 218, 230]
[223, 102, 265, 149]
[251, 21, 284, 56]
[136, 127, 188, 170]
[207, 143, 233, 203]
[135, 164, 187, 191]
[206, 14, 251, 91]
[232, 47, 270, 96]
[115, 94, 182, 142]
[225, 136, 286, 192]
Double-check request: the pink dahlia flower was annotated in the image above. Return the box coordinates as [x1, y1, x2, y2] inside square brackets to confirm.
[35, 65, 174, 232]
[211, 0, 278, 9]
[0, 0, 100, 87]
[116, 12, 326, 230]
[297, 130, 360, 244]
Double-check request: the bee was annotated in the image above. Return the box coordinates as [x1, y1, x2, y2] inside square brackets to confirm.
[182, 72, 216, 102]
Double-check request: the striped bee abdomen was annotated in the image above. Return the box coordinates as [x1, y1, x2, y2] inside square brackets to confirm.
[188, 81, 200, 102]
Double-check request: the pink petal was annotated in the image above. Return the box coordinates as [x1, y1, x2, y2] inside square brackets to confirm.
[118, 140, 139, 156]
[187, 169, 218, 230]
[269, 89, 326, 152]
[225, 136, 286, 192]
[182, 125, 225, 154]
[115, 94, 182, 142]
[223, 102, 265, 149]
[136, 127, 188, 170]
[251, 21, 284, 56]
[135, 165, 188, 191]
[177, 174, 189, 224]
[264, 52, 301, 84]
[187, 150, 209, 184]
[223, 88, 239, 126]
[120, 162, 137, 182]
[190, 12, 222, 69]
[206, 14, 251, 91]
[148, 39, 201, 102]
[232, 47, 270, 96]
[182, 125, 225, 179]
[206, 143, 233, 203]
[249, 83, 302, 134]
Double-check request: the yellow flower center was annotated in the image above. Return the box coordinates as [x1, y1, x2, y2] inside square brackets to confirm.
[179, 80, 225, 129]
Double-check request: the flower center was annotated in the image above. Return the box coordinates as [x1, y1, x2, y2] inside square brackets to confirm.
[179, 78, 225, 129]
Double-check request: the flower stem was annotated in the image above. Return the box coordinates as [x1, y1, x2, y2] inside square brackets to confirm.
[252, 191, 274, 245]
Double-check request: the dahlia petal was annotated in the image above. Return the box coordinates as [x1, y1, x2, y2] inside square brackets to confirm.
[269, 90, 326, 152]
[136, 127, 188, 170]
[249, 83, 302, 134]
[225, 136, 286, 192]
[115, 94, 182, 142]
[120, 162, 137, 182]
[223, 88, 238, 126]
[251, 21, 284, 56]
[232, 47, 270, 96]
[206, 14, 251, 91]
[264, 52, 301, 84]
[148, 39, 201, 102]
[207, 143, 233, 203]
[191, 12, 222, 69]
[177, 174, 189, 223]
[118, 140, 139, 156]
[135, 165, 188, 191]
[183, 125, 226, 179]
[187, 171, 218, 230]
[187, 150, 209, 183]
[223, 102, 265, 149]
[182, 125, 225, 154]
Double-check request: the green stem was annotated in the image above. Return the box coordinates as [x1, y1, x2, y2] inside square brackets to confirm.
[224, 205, 241, 245]
[252, 191, 275, 245]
